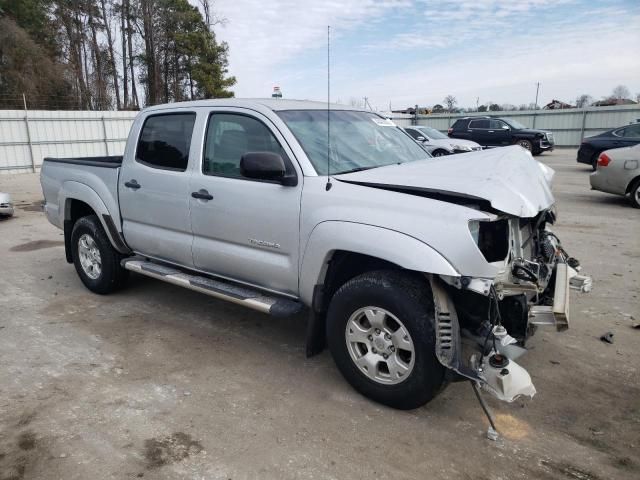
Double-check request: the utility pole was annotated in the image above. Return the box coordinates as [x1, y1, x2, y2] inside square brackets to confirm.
[476, 97, 480, 111]
[534, 82, 540, 110]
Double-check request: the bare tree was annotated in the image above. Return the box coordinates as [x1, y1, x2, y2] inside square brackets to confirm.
[612, 85, 630, 100]
[125, 0, 139, 108]
[100, 0, 121, 109]
[199, 0, 227, 29]
[443, 95, 457, 111]
[575, 94, 593, 108]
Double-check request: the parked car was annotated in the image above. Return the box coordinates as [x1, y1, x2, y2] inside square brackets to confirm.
[590, 144, 640, 208]
[404, 126, 482, 155]
[0, 192, 14, 217]
[40, 99, 590, 412]
[448, 116, 554, 155]
[402, 126, 555, 184]
[398, 127, 446, 156]
[416, 140, 450, 157]
[577, 122, 640, 171]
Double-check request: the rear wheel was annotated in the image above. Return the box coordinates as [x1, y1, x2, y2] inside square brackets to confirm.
[71, 215, 128, 294]
[630, 179, 640, 209]
[326, 270, 446, 410]
[591, 152, 600, 171]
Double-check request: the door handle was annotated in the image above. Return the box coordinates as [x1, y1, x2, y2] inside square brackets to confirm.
[488, 130, 495, 133]
[191, 189, 213, 201]
[124, 180, 141, 189]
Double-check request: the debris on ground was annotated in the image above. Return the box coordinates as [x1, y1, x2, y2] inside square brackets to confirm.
[600, 332, 614, 344]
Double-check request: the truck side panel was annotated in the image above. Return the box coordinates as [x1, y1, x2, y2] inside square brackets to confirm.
[299, 220, 459, 305]
[41, 161, 124, 250]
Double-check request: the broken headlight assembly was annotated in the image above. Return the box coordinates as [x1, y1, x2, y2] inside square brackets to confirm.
[468, 218, 510, 263]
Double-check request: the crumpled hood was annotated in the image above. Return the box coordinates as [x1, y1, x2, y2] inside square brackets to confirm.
[335, 145, 555, 217]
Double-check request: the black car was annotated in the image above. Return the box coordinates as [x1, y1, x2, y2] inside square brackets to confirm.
[577, 123, 640, 170]
[448, 116, 554, 155]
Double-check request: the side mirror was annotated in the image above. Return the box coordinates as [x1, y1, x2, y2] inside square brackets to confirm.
[501, 125, 510, 130]
[240, 152, 297, 186]
[416, 136, 427, 142]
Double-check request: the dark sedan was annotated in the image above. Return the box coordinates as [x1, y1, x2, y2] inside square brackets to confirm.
[577, 123, 640, 170]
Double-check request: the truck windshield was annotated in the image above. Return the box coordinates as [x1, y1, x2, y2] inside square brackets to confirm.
[277, 110, 429, 175]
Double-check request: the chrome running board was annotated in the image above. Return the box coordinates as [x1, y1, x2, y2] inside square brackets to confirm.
[122, 258, 303, 317]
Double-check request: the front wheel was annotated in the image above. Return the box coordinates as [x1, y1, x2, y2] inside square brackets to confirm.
[515, 139, 533, 151]
[326, 270, 445, 410]
[432, 149, 449, 157]
[71, 215, 128, 294]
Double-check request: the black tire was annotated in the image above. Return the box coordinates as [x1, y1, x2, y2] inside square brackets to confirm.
[629, 178, 640, 209]
[71, 215, 128, 294]
[591, 152, 600, 171]
[326, 270, 446, 410]
[432, 149, 449, 157]
[514, 138, 533, 152]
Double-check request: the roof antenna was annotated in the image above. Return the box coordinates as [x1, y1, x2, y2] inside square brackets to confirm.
[325, 25, 332, 191]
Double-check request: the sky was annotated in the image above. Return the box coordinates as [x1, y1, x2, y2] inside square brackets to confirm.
[210, 0, 640, 110]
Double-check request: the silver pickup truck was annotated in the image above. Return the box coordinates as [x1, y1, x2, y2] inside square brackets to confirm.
[41, 99, 591, 412]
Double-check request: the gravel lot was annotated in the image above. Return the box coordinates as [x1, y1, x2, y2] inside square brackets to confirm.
[0, 148, 638, 480]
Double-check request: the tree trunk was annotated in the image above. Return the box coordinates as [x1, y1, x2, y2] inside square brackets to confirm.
[61, 7, 88, 109]
[125, 0, 139, 108]
[100, 0, 121, 109]
[120, 0, 128, 108]
[140, 0, 159, 105]
[89, 14, 107, 109]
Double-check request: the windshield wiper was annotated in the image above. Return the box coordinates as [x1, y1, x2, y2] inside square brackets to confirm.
[335, 166, 378, 175]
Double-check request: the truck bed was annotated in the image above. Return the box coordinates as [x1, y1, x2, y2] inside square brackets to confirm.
[41, 155, 123, 233]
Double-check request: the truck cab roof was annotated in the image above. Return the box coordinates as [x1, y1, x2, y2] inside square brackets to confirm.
[142, 98, 365, 114]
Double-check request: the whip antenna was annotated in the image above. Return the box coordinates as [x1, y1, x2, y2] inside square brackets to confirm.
[326, 25, 332, 191]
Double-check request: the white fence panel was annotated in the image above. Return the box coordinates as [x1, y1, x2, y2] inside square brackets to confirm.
[0, 110, 136, 174]
[1, 105, 639, 174]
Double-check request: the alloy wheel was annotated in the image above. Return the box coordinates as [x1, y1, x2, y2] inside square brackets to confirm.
[345, 307, 415, 385]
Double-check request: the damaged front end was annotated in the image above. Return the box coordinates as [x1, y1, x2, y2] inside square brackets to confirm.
[436, 207, 592, 404]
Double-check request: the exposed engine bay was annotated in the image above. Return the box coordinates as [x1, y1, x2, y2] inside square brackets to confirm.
[437, 207, 592, 408]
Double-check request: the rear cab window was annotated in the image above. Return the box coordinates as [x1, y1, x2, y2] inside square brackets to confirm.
[136, 113, 196, 171]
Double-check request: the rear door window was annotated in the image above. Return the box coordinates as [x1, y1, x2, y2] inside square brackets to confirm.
[469, 119, 490, 129]
[136, 113, 196, 171]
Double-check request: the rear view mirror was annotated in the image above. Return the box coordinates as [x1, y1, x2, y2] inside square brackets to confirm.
[416, 136, 427, 142]
[501, 125, 510, 130]
[240, 152, 297, 186]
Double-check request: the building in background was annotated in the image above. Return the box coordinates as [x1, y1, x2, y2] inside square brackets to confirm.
[272, 86, 282, 98]
[544, 99, 575, 110]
